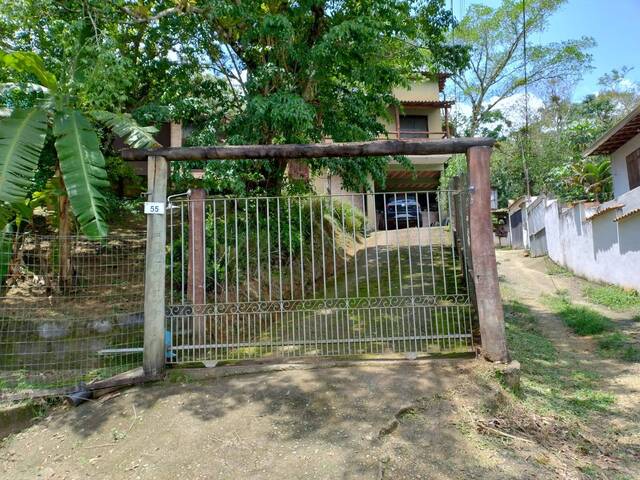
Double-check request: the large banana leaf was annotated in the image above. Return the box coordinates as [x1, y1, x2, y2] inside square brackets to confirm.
[91, 111, 160, 149]
[0, 51, 57, 91]
[54, 110, 109, 239]
[0, 108, 48, 205]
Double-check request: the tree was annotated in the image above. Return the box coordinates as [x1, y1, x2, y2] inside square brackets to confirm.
[0, 50, 159, 238]
[127, 0, 469, 194]
[484, 67, 640, 205]
[452, 0, 594, 135]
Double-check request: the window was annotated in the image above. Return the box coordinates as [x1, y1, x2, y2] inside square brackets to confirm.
[399, 115, 429, 139]
[627, 147, 640, 190]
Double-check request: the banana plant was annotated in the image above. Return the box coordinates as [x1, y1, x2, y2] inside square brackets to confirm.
[0, 51, 160, 239]
[569, 158, 612, 203]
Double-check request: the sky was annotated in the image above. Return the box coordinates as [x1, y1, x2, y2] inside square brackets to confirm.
[450, 0, 640, 101]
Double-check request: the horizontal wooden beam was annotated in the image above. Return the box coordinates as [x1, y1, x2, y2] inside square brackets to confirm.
[121, 138, 495, 161]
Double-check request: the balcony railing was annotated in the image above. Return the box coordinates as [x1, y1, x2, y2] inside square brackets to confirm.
[383, 130, 449, 139]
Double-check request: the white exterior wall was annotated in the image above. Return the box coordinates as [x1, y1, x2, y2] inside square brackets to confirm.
[612, 132, 640, 197]
[544, 188, 640, 291]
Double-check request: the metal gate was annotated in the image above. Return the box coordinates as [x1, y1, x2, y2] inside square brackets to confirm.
[165, 190, 474, 363]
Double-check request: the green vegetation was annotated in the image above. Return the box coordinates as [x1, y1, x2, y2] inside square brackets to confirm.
[583, 285, 640, 312]
[0, 51, 158, 238]
[453, 0, 594, 137]
[544, 295, 612, 335]
[545, 261, 573, 277]
[504, 301, 614, 417]
[542, 291, 640, 363]
[597, 333, 640, 363]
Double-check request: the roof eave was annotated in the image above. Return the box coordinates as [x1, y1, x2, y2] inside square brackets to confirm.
[583, 102, 640, 157]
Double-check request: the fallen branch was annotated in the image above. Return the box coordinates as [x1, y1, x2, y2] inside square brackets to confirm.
[477, 424, 535, 444]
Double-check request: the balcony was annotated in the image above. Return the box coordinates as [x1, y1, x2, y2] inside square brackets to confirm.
[384, 100, 454, 140]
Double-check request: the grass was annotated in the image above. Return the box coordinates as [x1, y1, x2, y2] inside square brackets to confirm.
[503, 301, 615, 418]
[597, 332, 640, 362]
[543, 292, 640, 363]
[544, 295, 612, 335]
[545, 261, 573, 277]
[583, 284, 640, 312]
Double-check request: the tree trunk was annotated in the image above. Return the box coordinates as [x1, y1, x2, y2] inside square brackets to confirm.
[468, 103, 483, 137]
[58, 175, 73, 293]
[265, 158, 289, 195]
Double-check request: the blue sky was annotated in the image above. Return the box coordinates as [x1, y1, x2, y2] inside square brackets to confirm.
[451, 0, 640, 101]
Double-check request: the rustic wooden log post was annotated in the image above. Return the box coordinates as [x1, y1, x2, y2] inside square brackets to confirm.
[467, 146, 509, 362]
[143, 155, 168, 376]
[187, 188, 206, 347]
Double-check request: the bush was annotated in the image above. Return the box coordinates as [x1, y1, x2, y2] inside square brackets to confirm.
[168, 195, 369, 302]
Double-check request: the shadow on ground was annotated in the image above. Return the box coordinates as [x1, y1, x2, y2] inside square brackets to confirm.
[1, 360, 542, 480]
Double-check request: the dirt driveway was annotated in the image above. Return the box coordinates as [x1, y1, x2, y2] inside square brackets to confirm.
[2, 360, 519, 480]
[2, 249, 639, 479]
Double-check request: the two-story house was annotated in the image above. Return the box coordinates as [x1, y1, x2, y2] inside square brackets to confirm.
[310, 73, 454, 229]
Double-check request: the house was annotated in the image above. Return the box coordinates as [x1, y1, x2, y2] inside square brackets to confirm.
[523, 103, 640, 290]
[310, 74, 454, 229]
[583, 102, 640, 197]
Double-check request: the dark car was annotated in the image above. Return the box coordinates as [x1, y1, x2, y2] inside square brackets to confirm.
[380, 198, 423, 229]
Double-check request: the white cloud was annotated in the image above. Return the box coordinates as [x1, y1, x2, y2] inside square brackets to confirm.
[488, 92, 544, 130]
[452, 91, 544, 134]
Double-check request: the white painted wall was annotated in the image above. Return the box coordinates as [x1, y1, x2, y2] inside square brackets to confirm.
[611, 132, 640, 197]
[544, 188, 640, 291]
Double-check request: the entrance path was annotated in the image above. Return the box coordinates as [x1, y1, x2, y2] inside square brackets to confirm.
[497, 248, 640, 417]
[2, 250, 639, 479]
[3, 354, 566, 480]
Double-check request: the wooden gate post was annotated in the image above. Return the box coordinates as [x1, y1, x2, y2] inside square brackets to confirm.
[143, 155, 168, 376]
[188, 188, 206, 348]
[467, 146, 509, 362]
[187, 188, 206, 306]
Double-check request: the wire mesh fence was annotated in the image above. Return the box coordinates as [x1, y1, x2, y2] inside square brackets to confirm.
[0, 232, 146, 392]
[166, 190, 475, 362]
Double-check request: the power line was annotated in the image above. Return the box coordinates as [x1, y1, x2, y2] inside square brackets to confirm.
[521, 0, 532, 198]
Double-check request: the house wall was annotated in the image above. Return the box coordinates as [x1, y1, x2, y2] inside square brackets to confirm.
[392, 81, 440, 102]
[543, 188, 640, 291]
[612, 132, 640, 197]
[312, 174, 377, 228]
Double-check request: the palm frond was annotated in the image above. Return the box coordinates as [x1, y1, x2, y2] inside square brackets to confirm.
[0, 51, 57, 90]
[54, 110, 109, 239]
[91, 111, 160, 149]
[0, 108, 48, 205]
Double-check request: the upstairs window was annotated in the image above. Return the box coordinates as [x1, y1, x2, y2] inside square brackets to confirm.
[399, 115, 429, 139]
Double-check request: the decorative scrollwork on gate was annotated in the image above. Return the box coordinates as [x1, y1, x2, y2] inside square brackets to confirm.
[166, 294, 471, 317]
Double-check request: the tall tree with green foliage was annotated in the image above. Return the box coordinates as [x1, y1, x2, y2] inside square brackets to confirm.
[452, 0, 594, 135]
[124, 0, 469, 194]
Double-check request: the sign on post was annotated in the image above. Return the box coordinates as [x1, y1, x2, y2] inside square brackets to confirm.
[144, 202, 165, 215]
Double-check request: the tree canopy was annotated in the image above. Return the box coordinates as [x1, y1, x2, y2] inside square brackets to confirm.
[452, 0, 594, 136]
[1, 0, 470, 198]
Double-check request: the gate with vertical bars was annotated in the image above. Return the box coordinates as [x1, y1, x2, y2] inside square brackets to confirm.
[165, 190, 475, 363]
